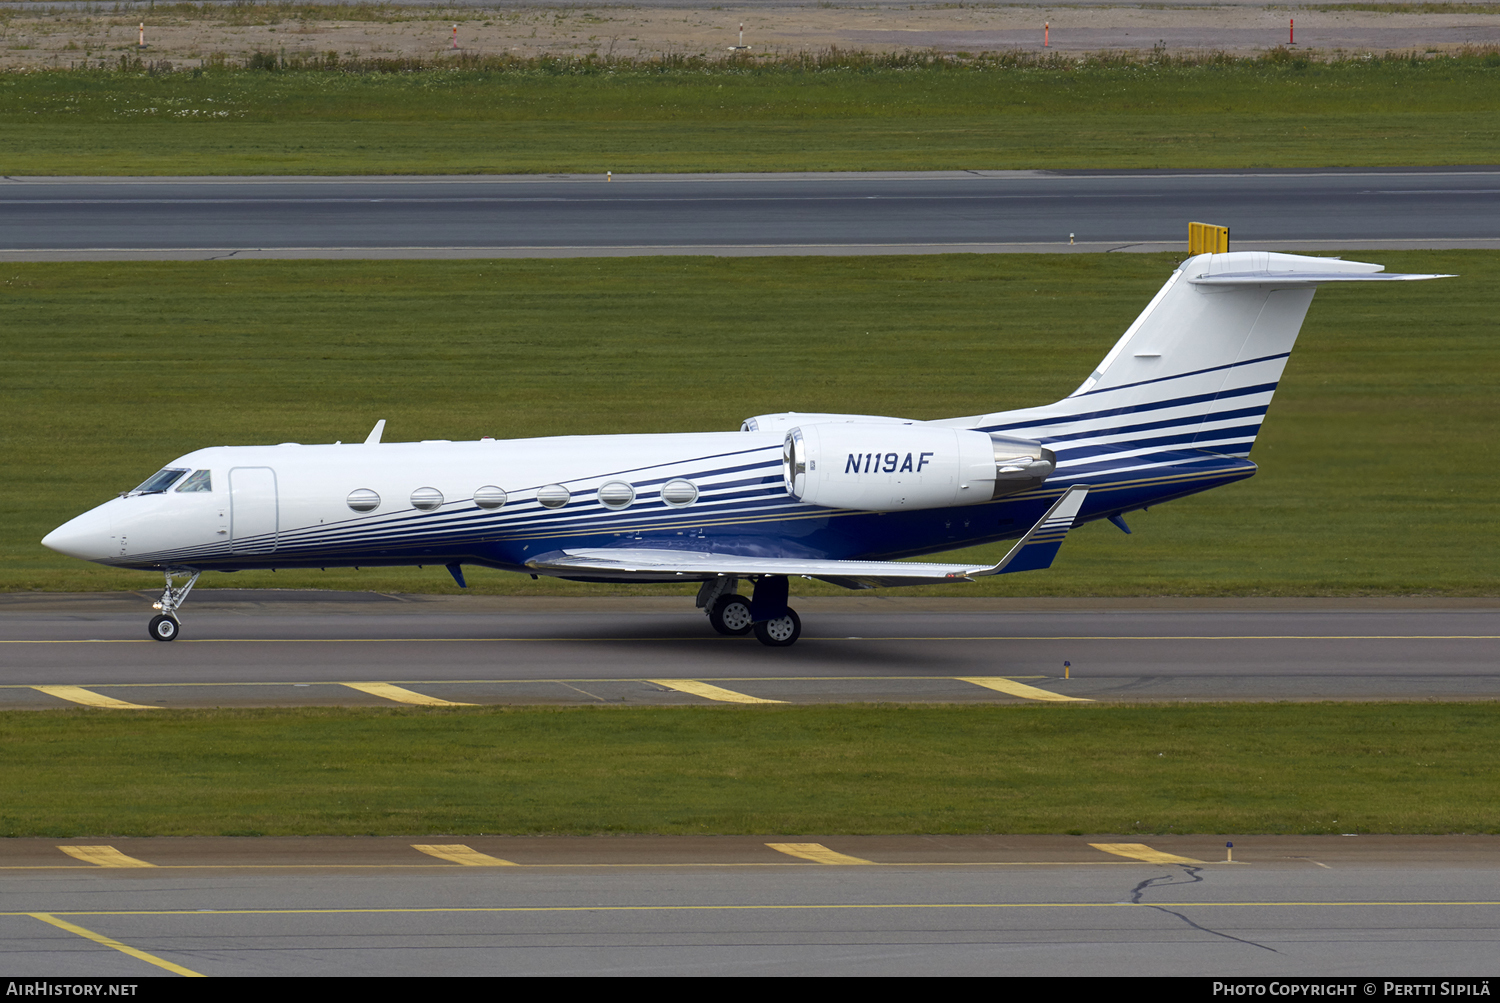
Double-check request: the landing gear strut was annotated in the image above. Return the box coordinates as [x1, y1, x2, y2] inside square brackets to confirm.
[148, 568, 200, 641]
[696, 575, 802, 646]
[749, 575, 801, 647]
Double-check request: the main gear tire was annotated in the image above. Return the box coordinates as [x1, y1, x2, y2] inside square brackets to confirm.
[709, 594, 754, 636]
[753, 608, 802, 647]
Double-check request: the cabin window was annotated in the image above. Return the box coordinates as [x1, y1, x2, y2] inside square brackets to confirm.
[537, 484, 571, 509]
[175, 469, 213, 493]
[661, 479, 699, 508]
[347, 488, 381, 513]
[131, 468, 188, 495]
[473, 485, 507, 510]
[598, 481, 635, 510]
[410, 487, 444, 512]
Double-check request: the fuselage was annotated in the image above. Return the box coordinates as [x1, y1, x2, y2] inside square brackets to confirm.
[42, 425, 1254, 581]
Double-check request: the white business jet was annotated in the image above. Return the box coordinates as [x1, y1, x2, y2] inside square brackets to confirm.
[43, 250, 1447, 645]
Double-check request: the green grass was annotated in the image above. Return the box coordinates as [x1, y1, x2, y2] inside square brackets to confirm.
[3, 251, 1495, 597]
[2, 704, 1496, 836]
[2, 50, 1499, 173]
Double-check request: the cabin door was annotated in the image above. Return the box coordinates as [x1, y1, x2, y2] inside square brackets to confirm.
[229, 467, 278, 554]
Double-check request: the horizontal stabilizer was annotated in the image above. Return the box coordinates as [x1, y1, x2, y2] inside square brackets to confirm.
[1189, 271, 1453, 286]
[526, 486, 1089, 588]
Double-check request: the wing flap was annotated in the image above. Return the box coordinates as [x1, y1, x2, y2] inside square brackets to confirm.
[525, 486, 1090, 588]
[526, 548, 991, 586]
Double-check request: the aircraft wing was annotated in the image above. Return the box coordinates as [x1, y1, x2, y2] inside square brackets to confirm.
[527, 486, 1089, 588]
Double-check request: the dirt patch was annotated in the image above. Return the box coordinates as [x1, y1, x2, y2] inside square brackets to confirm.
[1, 3, 1498, 69]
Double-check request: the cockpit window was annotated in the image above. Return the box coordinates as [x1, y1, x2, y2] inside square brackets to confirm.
[131, 468, 189, 495]
[175, 469, 212, 493]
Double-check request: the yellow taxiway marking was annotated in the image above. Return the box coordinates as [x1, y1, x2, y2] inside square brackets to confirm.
[1090, 843, 1206, 865]
[58, 846, 156, 869]
[29, 913, 204, 977]
[649, 679, 783, 704]
[765, 843, 875, 865]
[411, 844, 519, 867]
[957, 676, 1090, 702]
[31, 685, 157, 709]
[340, 682, 475, 706]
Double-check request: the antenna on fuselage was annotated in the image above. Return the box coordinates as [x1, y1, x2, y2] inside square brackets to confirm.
[364, 419, 386, 445]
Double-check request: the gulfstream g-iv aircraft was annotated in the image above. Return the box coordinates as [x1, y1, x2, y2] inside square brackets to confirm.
[43, 250, 1448, 646]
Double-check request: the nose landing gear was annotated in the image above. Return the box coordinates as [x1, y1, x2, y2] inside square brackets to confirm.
[148, 568, 200, 641]
[148, 614, 180, 641]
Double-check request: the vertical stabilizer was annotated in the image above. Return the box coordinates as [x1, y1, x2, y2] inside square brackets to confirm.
[948, 252, 1448, 477]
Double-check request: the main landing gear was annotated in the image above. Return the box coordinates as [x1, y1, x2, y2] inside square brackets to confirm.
[696, 576, 802, 647]
[148, 568, 200, 642]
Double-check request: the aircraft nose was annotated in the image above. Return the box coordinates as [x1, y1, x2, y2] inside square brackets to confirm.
[42, 506, 116, 562]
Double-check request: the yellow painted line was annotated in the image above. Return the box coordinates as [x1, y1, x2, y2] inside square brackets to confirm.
[411, 844, 518, 867]
[31, 685, 157, 709]
[340, 682, 474, 706]
[957, 676, 1090, 703]
[9, 901, 1499, 920]
[58, 845, 157, 868]
[29, 913, 205, 977]
[649, 679, 783, 704]
[1090, 843, 1206, 864]
[765, 843, 874, 865]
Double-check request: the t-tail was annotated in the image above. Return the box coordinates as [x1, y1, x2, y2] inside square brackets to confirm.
[944, 250, 1450, 487]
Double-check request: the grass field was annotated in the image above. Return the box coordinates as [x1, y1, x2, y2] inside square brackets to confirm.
[2, 703, 1496, 837]
[3, 251, 1495, 597]
[2, 50, 1498, 174]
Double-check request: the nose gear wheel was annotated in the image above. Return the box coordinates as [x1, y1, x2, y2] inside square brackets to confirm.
[148, 614, 180, 641]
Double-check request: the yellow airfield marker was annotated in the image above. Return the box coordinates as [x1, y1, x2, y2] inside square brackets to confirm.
[765, 843, 875, 865]
[1089, 843, 1206, 864]
[32, 685, 157, 710]
[341, 682, 474, 706]
[411, 844, 519, 867]
[58, 846, 157, 868]
[29, 913, 204, 978]
[649, 679, 783, 704]
[957, 677, 1090, 703]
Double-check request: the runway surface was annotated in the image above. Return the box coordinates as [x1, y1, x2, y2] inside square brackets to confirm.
[5, 835, 1498, 976]
[3, 169, 1498, 260]
[2, 593, 1496, 708]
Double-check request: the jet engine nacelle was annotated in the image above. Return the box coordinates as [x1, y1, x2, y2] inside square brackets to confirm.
[783, 423, 1054, 512]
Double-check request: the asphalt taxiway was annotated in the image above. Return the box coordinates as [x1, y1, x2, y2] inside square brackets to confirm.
[5, 595, 1497, 976]
[1, 593, 1496, 708]
[3, 169, 1498, 260]
[5, 835, 1498, 976]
